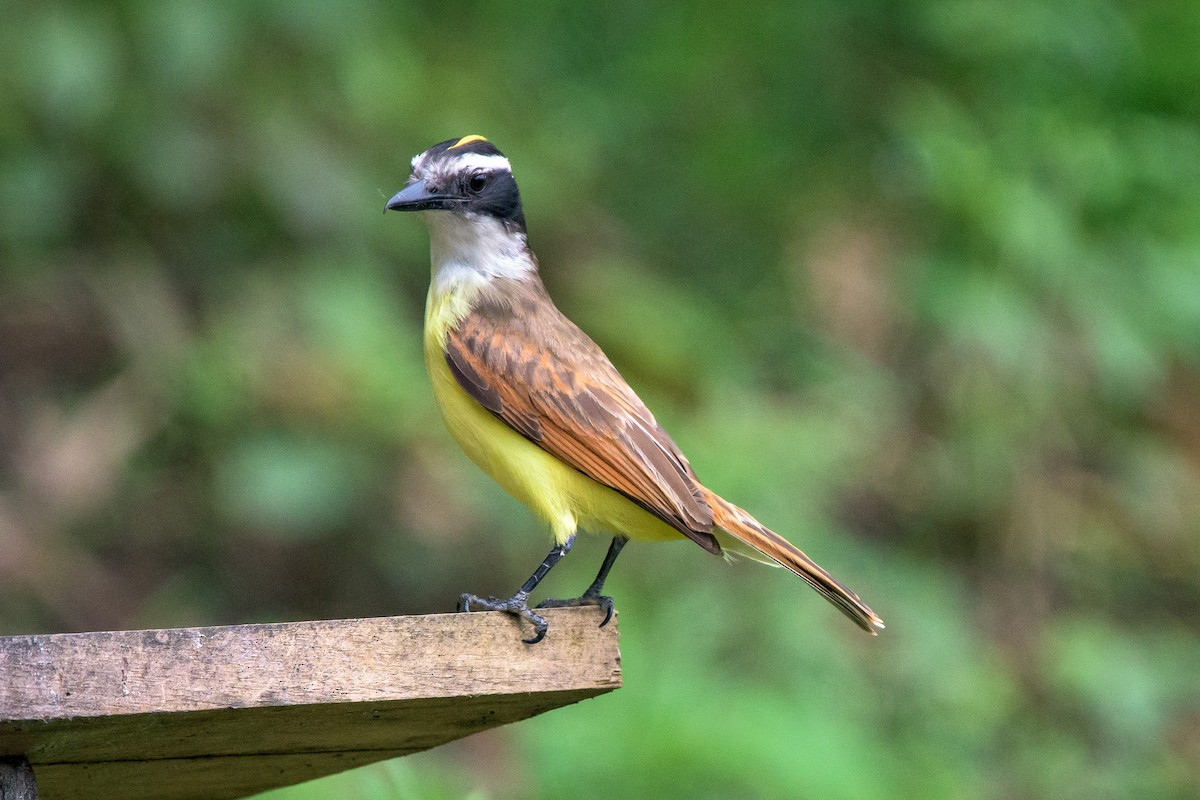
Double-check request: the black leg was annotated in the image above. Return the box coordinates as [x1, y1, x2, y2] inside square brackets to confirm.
[460, 534, 576, 644]
[536, 536, 628, 627]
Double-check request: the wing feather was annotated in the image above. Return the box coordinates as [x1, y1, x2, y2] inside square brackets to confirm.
[444, 281, 717, 551]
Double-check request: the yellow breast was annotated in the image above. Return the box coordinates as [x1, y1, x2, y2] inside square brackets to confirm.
[423, 285, 682, 545]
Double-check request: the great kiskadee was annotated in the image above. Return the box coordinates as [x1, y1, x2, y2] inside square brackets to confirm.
[387, 135, 884, 643]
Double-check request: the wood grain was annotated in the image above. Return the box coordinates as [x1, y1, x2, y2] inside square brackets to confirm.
[0, 757, 38, 800]
[0, 608, 620, 800]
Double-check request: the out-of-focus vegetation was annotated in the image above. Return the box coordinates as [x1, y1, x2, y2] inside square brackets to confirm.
[3, 2, 1199, 798]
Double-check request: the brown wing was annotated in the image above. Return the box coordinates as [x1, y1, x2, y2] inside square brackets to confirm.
[444, 279, 718, 552]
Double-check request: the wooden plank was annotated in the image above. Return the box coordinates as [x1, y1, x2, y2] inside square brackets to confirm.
[0, 608, 620, 800]
[31, 751, 406, 800]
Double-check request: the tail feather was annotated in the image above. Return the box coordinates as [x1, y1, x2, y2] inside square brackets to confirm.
[703, 488, 885, 634]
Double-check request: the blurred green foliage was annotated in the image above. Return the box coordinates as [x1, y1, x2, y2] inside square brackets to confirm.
[3, 2, 1200, 798]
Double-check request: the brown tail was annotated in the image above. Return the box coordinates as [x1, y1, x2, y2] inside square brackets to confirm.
[703, 488, 885, 634]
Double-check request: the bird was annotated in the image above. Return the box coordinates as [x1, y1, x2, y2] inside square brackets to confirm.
[386, 135, 884, 644]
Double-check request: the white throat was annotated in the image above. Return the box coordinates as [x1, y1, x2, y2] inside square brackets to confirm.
[425, 212, 535, 295]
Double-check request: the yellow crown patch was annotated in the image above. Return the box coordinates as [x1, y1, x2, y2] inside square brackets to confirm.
[449, 134, 489, 149]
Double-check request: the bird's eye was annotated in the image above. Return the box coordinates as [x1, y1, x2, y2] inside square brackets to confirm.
[467, 171, 489, 194]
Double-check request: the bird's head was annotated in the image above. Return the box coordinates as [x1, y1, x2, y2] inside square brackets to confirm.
[386, 135, 525, 233]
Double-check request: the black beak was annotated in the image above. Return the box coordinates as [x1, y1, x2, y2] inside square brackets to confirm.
[385, 179, 458, 212]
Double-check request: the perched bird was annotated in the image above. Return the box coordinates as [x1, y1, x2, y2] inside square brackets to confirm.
[387, 135, 884, 643]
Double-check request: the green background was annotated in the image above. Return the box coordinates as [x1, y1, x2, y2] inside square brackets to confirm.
[3, 2, 1199, 798]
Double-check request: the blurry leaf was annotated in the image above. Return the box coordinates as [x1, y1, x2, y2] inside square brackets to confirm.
[11, 7, 120, 130]
[214, 433, 370, 537]
[1043, 616, 1200, 747]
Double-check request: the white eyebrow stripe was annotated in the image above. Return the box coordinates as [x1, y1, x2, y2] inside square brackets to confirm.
[451, 153, 511, 173]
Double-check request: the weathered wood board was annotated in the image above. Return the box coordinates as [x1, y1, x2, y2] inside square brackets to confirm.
[0, 608, 620, 800]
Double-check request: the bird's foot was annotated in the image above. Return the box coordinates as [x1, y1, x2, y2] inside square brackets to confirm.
[459, 592, 549, 644]
[536, 589, 616, 628]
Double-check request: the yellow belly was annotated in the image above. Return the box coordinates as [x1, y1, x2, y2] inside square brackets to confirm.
[424, 292, 683, 546]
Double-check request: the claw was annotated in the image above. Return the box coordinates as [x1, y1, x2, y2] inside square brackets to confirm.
[521, 617, 549, 645]
[598, 597, 615, 628]
[459, 591, 548, 644]
[536, 591, 616, 628]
